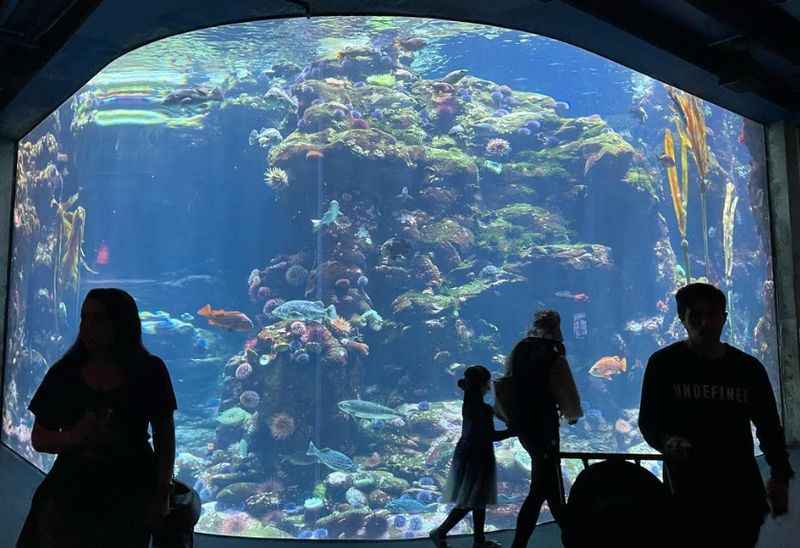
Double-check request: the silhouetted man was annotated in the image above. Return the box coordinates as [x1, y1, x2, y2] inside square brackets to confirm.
[639, 283, 793, 548]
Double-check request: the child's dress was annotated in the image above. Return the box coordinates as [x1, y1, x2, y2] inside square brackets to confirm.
[443, 397, 510, 509]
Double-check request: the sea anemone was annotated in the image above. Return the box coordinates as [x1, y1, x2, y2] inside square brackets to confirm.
[351, 118, 370, 129]
[290, 321, 307, 338]
[334, 278, 351, 294]
[486, 138, 511, 157]
[285, 264, 308, 287]
[328, 317, 352, 336]
[240, 390, 260, 410]
[269, 412, 296, 439]
[235, 362, 253, 380]
[264, 167, 289, 190]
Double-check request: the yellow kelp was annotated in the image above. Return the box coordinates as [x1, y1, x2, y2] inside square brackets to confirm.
[51, 193, 95, 291]
[722, 181, 738, 281]
[667, 86, 711, 278]
[664, 128, 690, 281]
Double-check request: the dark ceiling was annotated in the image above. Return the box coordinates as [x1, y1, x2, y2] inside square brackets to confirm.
[1, 0, 800, 140]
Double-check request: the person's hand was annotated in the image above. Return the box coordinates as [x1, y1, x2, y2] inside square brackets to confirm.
[663, 435, 693, 462]
[766, 477, 789, 517]
[144, 489, 171, 530]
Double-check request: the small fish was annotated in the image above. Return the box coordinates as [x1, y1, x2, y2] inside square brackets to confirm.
[658, 153, 676, 168]
[386, 495, 437, 514]
[447, 362, 468, 376]
[306, 441, 357, 472]
[271, 300, 337, 322]
[311, 200, 341, 232]
[589, 355, 627, 379]
[95, 242, 110, 265]
[439, 69, 468, 85]
[338, 399, 404, 420]
[629, 105, 648, 124]
[396, 186, 413, 202]
[197, 304, 254, 331]
[555, 290, 590, 303]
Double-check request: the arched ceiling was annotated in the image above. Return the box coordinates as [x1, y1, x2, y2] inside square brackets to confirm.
[1, 0, 800, 140]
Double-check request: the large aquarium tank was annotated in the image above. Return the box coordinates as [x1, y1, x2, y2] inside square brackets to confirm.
[1, 16, 777, 540]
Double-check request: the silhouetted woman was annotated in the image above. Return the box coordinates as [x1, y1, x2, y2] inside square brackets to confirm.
[505, 309, 582, 548]
[17, 288, 177, 548]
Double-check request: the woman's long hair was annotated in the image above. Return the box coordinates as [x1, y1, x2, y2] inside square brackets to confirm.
[59, 288, 151, 377]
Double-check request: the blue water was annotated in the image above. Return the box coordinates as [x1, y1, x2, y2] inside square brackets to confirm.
[2, 16, 776, 540]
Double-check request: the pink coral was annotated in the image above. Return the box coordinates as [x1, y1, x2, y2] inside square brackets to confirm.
[268, 412, 296, 440]
[240, 390, 260, 410]
[486, 138, 511, 157]
[235, 362, 253, 380]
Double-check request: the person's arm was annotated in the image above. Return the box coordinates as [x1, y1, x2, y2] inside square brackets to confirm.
[151, 413, 176, 496]
[638, 354, 671, 453]
[548, 356, 583, 423]
[31, 419, 79, 454]
[750, 360, 794, 483]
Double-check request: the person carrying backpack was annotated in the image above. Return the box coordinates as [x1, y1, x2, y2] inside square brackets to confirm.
[497, 309, 583, 548]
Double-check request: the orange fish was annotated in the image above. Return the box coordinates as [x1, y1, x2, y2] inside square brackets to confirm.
[95, 242, 110, 265]
[197, 304, 254, 332]
[588, 355, 627, 379]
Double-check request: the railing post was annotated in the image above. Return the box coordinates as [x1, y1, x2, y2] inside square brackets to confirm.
[766, 121, 800, 446]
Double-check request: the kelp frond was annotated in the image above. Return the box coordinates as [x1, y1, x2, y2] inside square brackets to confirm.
[664, 129, 685, 237]
[668, 87, 709, 182]
[723, 181, 738, 281]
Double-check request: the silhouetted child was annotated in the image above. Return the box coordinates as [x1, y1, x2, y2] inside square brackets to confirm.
[430, 366, 513, 548]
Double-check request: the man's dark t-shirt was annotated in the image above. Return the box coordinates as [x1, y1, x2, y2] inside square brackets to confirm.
[639, 341, 793, 516]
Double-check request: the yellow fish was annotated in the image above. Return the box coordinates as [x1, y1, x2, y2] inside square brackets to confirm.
[588, 355, 627, 379]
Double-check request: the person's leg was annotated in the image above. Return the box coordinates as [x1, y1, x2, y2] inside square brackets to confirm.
[435, 507, 470, 536]
[540, 452, 565, 524]
[472, 507, 486, 542]
[511, 440, 549, 548]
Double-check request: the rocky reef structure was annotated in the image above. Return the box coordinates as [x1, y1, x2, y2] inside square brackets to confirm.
[162, 39, 692, 538]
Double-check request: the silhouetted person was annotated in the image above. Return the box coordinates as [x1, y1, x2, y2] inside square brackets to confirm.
[430, 366, 513, 548]
[17, 288, 178, 548]
[504, 310, 583, 548]
[639, 283, 793, 548]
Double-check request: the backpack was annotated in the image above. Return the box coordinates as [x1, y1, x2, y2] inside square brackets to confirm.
[493, 337, 565, 425]
[493, 375, 515, 424]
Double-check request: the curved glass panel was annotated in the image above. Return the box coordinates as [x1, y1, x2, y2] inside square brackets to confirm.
[2, 16, 775, 539]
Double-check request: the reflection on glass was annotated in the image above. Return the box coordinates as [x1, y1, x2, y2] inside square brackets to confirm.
[1, 16, 775, 540]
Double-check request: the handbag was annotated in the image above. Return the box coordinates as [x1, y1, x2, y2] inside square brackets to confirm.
[493, 375, 515, 424]
[151, 479, 202, 548]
